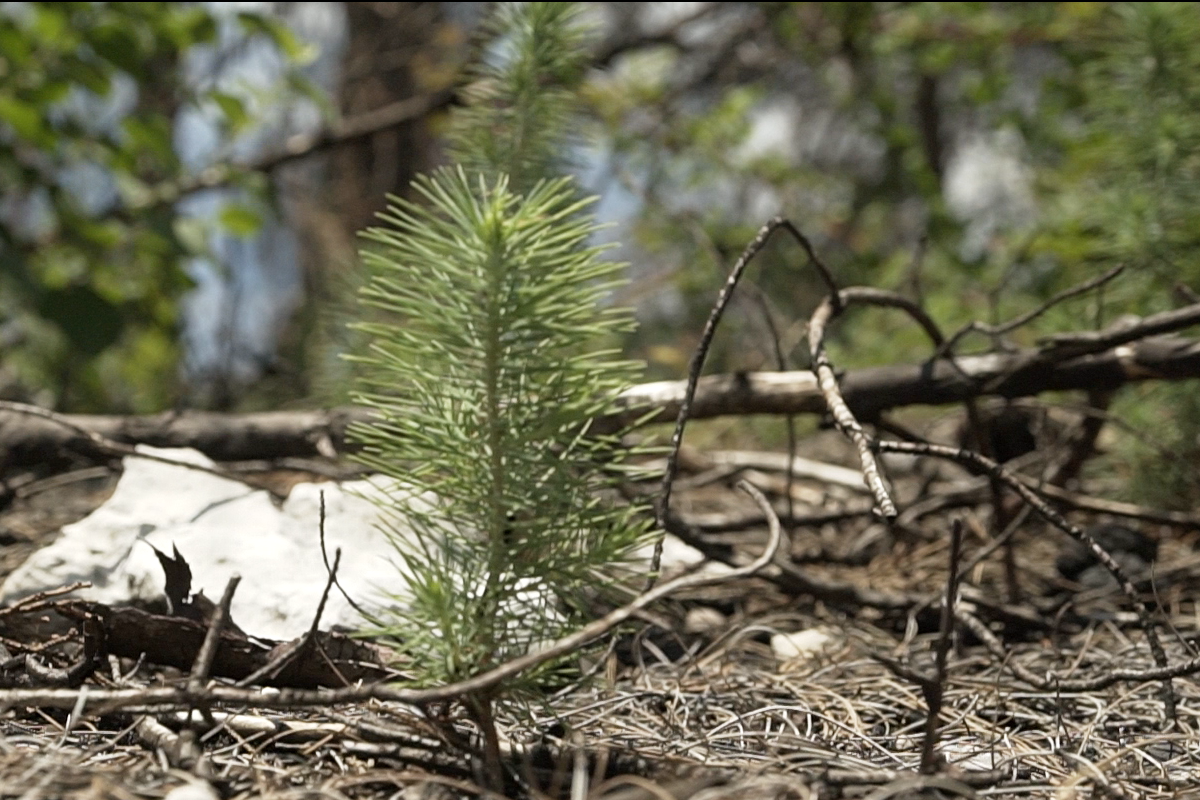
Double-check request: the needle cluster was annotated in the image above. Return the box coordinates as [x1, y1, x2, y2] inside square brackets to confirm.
[346, 2, 650, 697]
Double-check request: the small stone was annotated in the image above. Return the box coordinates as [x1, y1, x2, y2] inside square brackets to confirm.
[684, 606, 726, 634]
[771, 628, 837, 663]
[164, 782, 220, 800]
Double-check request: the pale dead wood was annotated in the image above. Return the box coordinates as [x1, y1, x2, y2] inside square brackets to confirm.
[6, 334, 1198, 470]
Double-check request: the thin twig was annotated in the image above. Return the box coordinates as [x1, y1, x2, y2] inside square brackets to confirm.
[804, 287, 948, 520]
[911, 506, 1032, 622]
[954, 608, 1200, 692]
[906, 233, 928, 307]
[1040, 299, 1200, 356]
[920, 519, 963, 774]
[130, 89, 457, 211]
[651, 217, 840, 587]
[235, 548, 343, 688]
[0, 583, 90, 618]
[878, 439, 1176, 722]
[188, 576, 241, 694]
[809, 288, 939, 519]
[317, 490, 375, 622]
[740, 283, 799, 538]
[934, 264, 1126, 360]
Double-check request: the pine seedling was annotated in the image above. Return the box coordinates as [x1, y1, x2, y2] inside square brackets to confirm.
[350, 169, 649, 683]
[447, 1, 590, 192]
[345, 2, 651, 786]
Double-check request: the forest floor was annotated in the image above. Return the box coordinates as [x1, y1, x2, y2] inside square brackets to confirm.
[1, 420, 1198, 800]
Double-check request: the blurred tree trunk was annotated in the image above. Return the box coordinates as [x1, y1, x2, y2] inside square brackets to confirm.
[275, 2, 463, 409]
[334, 1, 451, 234]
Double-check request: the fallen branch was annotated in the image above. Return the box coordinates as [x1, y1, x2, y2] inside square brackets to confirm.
[7, 334, 1199, 468]
[622, 331, 1200, 425]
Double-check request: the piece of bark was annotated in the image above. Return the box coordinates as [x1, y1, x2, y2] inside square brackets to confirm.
[45, 601, 391, 689]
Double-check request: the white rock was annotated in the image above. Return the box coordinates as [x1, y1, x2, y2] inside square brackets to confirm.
[684, 606, 726, 635]
[633, 534, 732, 579]
[0, 446, 411, 640]
[771, 628, 838, 663]
[163, 782, 220, 800]
[0, 446, 705, 641]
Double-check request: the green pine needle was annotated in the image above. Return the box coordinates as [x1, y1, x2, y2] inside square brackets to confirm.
[345, 1, 650, 699]
[348, 167, 651, 691]
[448, 2, 591, 193]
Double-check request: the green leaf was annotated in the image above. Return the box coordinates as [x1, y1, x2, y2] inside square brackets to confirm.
[0, 25, 32, 69]
[88, 23, 148, 77]
[172, 218, 209, 255]
[162, 6, 219, 48]
[121, 114, 176, 165]
[30, 5, 69, 45]
[74, 219, 123, 249]
[218, 202, 264, 238]
[36, 284, 126, 357]
[236, 12, 314, 64]
[210, 91, 250, 133]
[61, 54, 112, 96]
[0, 95, 52, 145]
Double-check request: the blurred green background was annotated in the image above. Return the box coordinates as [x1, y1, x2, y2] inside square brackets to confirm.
[2, 2, 1199, 507]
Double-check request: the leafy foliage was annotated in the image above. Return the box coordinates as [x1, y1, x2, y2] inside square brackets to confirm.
[0, 2, 310, 412]
[590, 4, 1101, 376]
[589, 2, 1200, 505]
[1039, 3, 1200, 302]
[1040, 3, 1200, 505]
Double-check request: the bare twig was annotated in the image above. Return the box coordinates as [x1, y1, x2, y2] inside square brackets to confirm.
[651, 217, 840, 586]
[0, 583, 90, 618]
[905, 233, 928, 307]
[878, 439, 1176, 722]
[1040, 300, 1200, 356]
[898, 471, 1200, 530]
[131, 89, 456, 210]
[808, 286, 951, 519]
[317, 490, 375, 623]
[236, 548, 343, 688]
[188, 576, 241, 694]
[872, 520, 964, 773]
[592, 3, 719, 67]
[920, 519, 963, 774]
[954, 608, 1200, 692]
[660, 511, 916, 611]
[739, 283, 799, 538]
[935, 264, 1126, 359]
